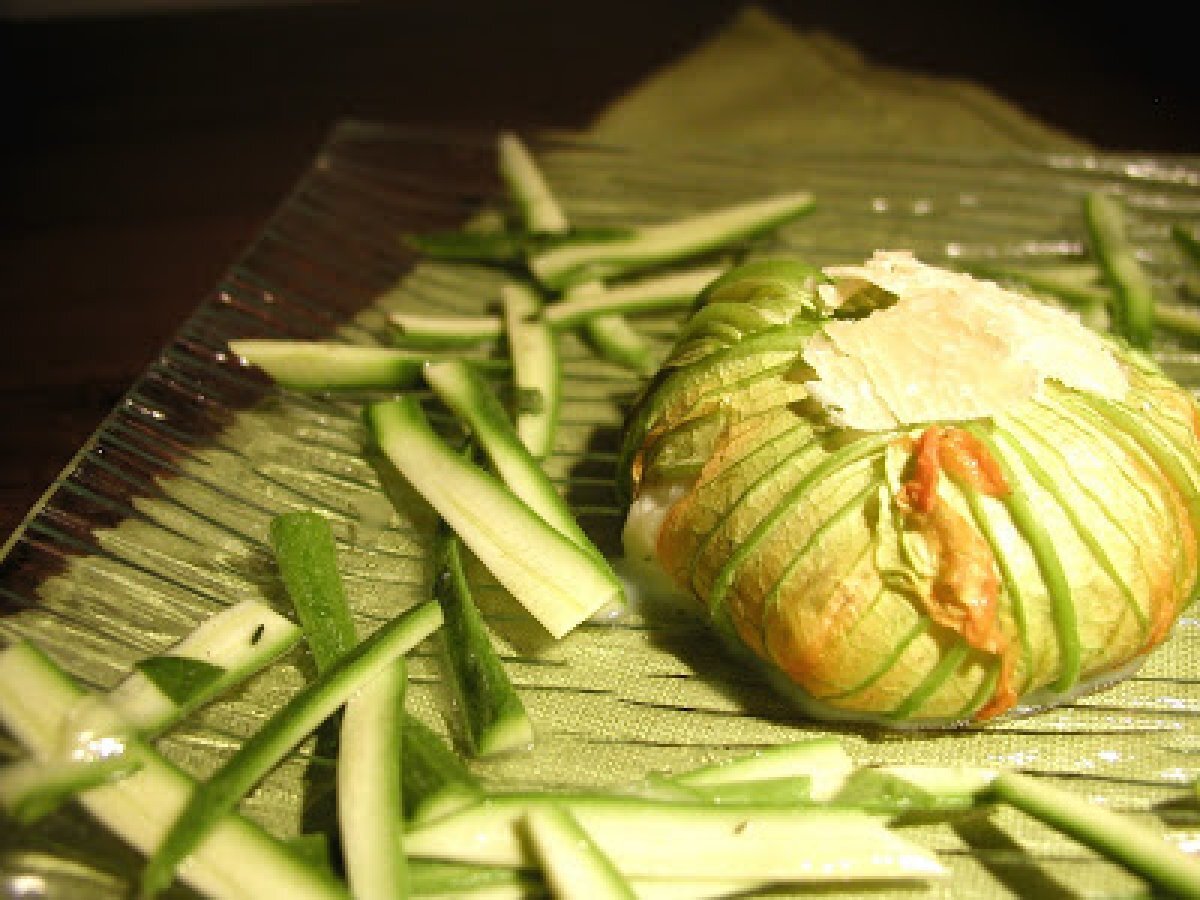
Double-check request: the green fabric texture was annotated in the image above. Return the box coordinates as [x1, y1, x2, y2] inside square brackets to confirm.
[590, 5, 1088, 152]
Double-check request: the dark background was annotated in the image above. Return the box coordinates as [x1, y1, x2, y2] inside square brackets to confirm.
[1, 0, 1196, 541]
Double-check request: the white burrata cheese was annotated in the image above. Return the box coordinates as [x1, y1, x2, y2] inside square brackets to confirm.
[803, 250, 1128, 430]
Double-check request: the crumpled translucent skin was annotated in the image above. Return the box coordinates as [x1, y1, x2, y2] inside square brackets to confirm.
[619, 257, 1200, 727]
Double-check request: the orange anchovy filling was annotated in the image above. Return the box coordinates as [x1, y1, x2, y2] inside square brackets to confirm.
[899, 426, 1015, 720]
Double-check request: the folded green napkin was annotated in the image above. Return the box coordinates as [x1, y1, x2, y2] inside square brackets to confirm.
[591, 5, 1087, 152]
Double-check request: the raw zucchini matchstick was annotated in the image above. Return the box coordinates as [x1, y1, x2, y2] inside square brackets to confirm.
[269, 508, 414, 900]
[500, 281, 561, 460]
[1083, 191, 1156, 349]
[0, 641, 348, 900]
[432, 530, 534, 757]
[0, 599, 300, 822]
[364, 395, 623, 639]
[139, 599, 443, 897]
[498, 132, 658, 373]
[269, 510, 358, 673]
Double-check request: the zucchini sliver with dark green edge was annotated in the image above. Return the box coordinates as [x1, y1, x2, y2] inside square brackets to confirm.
[365, 396, 623, 639]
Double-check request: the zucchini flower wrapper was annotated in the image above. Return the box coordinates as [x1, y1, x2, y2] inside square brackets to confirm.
[618, 254, 1200, 727]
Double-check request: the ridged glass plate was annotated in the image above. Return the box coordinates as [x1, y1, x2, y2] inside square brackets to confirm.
[3, 121, 1200, 899]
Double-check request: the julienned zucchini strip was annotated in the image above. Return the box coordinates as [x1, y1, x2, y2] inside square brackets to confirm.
[423, 356, 600, 563]
[268, 508, 413, 900]
[500, 281, 560, 460]
[401, 713, 485, 825]
[0, 641, 349, 900]
[990, 773, 1200, 900]
[498, 130, 569, 234]
[229, 340, 509, 391]
[527, 190, 816, 291]
[547, 266, 725, 326]
[496, 133, 656, 373]
[667, 736, 854, 802]
[406, 859, 771, 900]
[523, 804, 637, 900]
[1083, 191, 1156, 349]
[337, 657, 410, 900]
[364, 396, 623, 639]
[269, 511, 358, 673]
[388, 265, 727, 348]
[139, 599, 443, 897]
[433, 530, 535, 757]
[0, 600, 301, 821]
[403, 792, 946, 881]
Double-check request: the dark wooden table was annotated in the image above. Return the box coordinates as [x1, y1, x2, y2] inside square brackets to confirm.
[2, 0, 1196, 543]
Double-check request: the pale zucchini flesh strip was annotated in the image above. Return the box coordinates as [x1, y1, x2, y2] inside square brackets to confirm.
[0, 600, 301, 820]
[0, 641, 348, 900]
[501, 281, 560, 460]
[365, 396, 622, 638]
[385, 264, 727, 348]
[669, 736, 854, 802]
[544, 265, 726, 328]
[523, 804, 637, 900]
[423, 356, 602, 563]
[390, 313, 504, 349]
[404, 793, 946, 881]
[497, 130, 569, 234]
[337, 659, 410, 900]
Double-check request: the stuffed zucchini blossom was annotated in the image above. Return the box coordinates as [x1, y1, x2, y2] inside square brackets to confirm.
[619, 251, 1200, 727]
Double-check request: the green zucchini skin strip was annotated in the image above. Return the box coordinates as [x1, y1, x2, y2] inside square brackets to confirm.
[387, 265, 726, 350]
[406, 859, 543, 897]
[579, 311, 657, 376]
[270, 511, 359, 673]
[0, 641, 348, 900]
[1083, 191, 1155, 349]
[523, 804, 638, 900]
[434, 531, 534, 757]
[269, 510, 413, 898]
[229, 340, 430, 391]
[337, 658, 410, 900]
[390, 313, 503, 349]
[364, 396, 623, 639]
[139, 599, 443, 897]
[528, 191, 816, 290]
[990, 772, 1200, 899]
[544, 266, 727, 328]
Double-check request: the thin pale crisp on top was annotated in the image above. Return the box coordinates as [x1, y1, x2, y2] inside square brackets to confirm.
[803, 251, 1128, 430]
